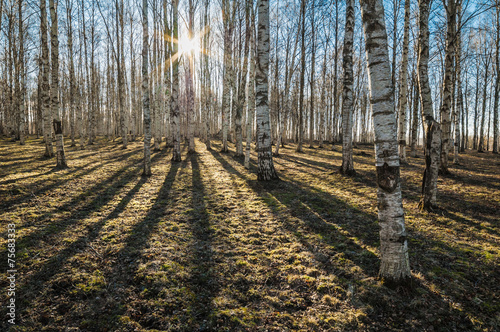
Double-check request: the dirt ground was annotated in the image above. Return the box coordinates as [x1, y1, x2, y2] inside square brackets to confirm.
[0, 136, 499, 331]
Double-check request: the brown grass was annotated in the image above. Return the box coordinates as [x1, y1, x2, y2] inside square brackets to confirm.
[0, 136, 499, 331]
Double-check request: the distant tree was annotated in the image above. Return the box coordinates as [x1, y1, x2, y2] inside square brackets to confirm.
[296, 0, 306, 153]
[142, 0, 151, 175]
[221, 0, 235, 153]
[234, 0, 251, 157]
[494, 0, 500, 154]
[50, 0, 67, 168]
[397, 0, 410, 164]
[171, 0, 182, 162]
[41, 0, 53, 157]
[340, 0, 355, 176]
[66, 0, 76, 147]
[418, 0, 441, 211]
[245, 6, 256, 169]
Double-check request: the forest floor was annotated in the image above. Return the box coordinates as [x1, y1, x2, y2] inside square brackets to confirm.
[0, 136, 499, 331]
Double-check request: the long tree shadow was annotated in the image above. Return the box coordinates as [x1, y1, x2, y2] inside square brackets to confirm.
[184, 153, 219, 330]
[0, 171, 149, 330]
[0, 147, 141, 212]
[0, 161, 141, 265]
[92, 158, 185, 330]
[210, 149, 379, 274]
[0, 150, 165, 272]
[209, 149, 486, 330]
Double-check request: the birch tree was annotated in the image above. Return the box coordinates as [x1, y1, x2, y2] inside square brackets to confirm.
[493, 0, 499, 154]
[453, 0, 463, 163]
[66, 0, 76, 147]
[221, 0, 235, 153]
[360, 0, 411, 285]
[340, 0, 355, 176]
[418, 0, 441, 211]
[171, 0, 181, 162]
[244, 6, 256, 169]
[234, 0, 251, 157]
[142, 0, 151, 175]
[296, 0, 306, 153]
[186, 0, 195, 153]
[50, 0, 67, 168]
[256, 0, 278, 181]
[41, 0, 53, 157]
[439, 0, 457, 174]
[17, 0, 25, 146]
[397, 0, 410, 164]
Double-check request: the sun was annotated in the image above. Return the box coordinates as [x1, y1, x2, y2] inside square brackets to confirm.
[179, 35, 199, 54]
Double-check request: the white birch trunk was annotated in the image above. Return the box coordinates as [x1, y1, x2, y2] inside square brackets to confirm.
[256, 0, 278, 181]
[340, 0, 355, 176]
[41, 0, 53, 157]
[360, 0, 411, 285]
[397, 0, 410, 163]
[171, 0, 181, 162]
[418, 0, 441, 210]
[142, 0, 151, 175]
[50, 0, 67, 168]
[245, 9, 256, 169]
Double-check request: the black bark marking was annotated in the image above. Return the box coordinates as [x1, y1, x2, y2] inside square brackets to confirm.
[376, 162, 400, 193]
[53, 119, 63, 135]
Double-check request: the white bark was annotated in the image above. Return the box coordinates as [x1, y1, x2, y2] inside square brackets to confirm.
[171, 0, 181, 162]
[142, 0, 151, 175]
[41, 0, 53, 157]
[256, 0, 278, 181]
[397, 0, 410, 163]
[341, 0, 355, 176]
[50, 0, 67, 168]
[360, 0, 411, 285]
[418, 0, 441, 210]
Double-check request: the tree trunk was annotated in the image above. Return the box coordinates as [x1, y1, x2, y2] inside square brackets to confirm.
[340, 0, 355, 176]
[50, 0, 67, 168]
[439, 0, 457, 175]
[171, 0, 181, 162]
[130, 13, 136, 142]
[245, 7, 256, 169]
[493, 0, 500, 154]
[410, 72, 420, 157]
[473, 62, 480, 150]
[66, 0, 76, 147]
[397, 0, 410, 163]
[256, 0, 278, 181]
[309, 0, 316, 148]
[453, 0, 463, 163]
[202, 0, 211, 150]
[41, 0, 53, 157]
[296, 0, 306, 152]
[221, 0, 234, 153]
[360, 0, 411, 286]
[142, 0, 151, 175]
[418, 0, 441, 210]
[18, 0, 25, 146]
[478, 56, 490, 153]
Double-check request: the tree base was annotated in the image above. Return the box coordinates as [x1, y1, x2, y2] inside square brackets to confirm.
[380, 275, 413, 291]
[438, 168, 451, 176]
[55, 163, 69, 170]
[418, 199, 438, 212]
[339, 166, 356, 177]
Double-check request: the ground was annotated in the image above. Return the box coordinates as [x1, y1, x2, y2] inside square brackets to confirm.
[0, 136, 499, 331]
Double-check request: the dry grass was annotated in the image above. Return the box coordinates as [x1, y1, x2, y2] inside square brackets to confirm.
[0, 136, 499, 331]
